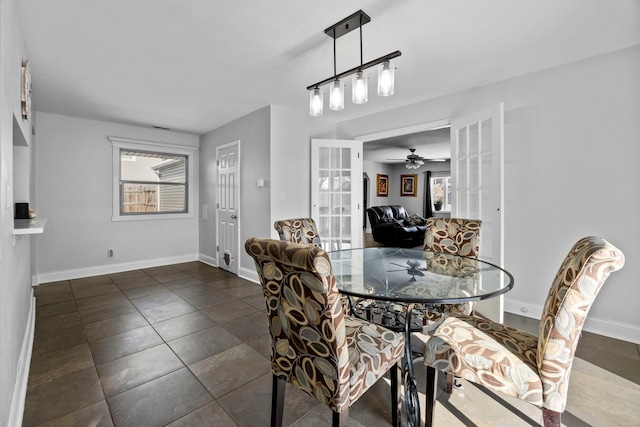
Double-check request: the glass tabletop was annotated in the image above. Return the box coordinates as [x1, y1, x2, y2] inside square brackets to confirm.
[329, 247, 514, 304]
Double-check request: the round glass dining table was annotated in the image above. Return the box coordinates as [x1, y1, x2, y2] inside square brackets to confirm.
[329, 247, 514, 427]
[329, 247, 514, 306]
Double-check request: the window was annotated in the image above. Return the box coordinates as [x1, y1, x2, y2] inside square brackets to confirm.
[120, 150, 187, 214]
[430, 175, 451, 212]
[109, 137, 196, 221]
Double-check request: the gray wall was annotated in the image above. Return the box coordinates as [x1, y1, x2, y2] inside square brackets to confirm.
[339, 45, 640, 343]
[198, 106, 272, 273]
[198, 105, 336, 280]
[35, 113, 200, 281]
[0, 0, 35, 423]
[269, 105, 336, 231]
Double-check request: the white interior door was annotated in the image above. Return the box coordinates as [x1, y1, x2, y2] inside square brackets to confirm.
[311, 139, 363, 252]
[216, 141, 239, 274]
[451, 103, 504, 322]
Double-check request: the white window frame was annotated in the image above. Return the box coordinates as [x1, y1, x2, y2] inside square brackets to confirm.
[109, 136, 196, 222]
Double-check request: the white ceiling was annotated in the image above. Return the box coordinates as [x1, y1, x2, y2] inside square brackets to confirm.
[19, 0, 640, 139]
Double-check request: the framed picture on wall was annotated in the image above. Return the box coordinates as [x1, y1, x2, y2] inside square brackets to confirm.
[376, 174, 389, 197]
[400, 174, 418, 197]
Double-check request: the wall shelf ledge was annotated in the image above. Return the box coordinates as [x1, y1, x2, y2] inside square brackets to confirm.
[13, 217, 46, 235]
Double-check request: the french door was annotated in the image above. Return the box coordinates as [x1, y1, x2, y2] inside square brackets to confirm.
[451, 103, 504, 321]
[311, 139, 363, 251]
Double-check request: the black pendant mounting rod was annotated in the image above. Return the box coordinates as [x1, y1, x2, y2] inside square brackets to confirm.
[307, 50, 401, 90]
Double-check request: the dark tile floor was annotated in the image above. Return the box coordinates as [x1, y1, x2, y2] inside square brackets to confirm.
[24, 261, 640, 426]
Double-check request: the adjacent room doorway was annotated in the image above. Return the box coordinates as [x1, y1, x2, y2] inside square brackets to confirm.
[357, 105, 505, 322]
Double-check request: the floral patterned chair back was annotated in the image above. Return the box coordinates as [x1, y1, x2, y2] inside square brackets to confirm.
[274, 217, 352, 314]
[245, 238, 405, 425]
[423, 217, 482, 257]
[274, 218, 322, 247]
[423, 236, 625, 427]
[536, 236, 625, 413]
[421, 217, 482, 323]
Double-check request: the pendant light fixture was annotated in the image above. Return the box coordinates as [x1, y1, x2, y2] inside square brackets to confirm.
[309, 87, 323, 116]
[329, 33, 344, 111]
[307, 10, 401, 116]
[352, 70, 368, 104]
[378, 60, 395, 96]
[329, 79, 344, 110]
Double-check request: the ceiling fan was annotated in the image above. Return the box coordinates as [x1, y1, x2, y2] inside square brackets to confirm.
[387, 148, 445, 169]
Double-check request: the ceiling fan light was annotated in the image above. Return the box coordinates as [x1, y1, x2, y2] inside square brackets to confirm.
[329, 79, 344, 111]
[309, 87, 323, 116]
[377, 60, 395, 96]
[352, 70, 368, 104]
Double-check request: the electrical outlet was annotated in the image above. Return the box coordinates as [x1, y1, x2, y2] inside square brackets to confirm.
[108, 249, 114, 258]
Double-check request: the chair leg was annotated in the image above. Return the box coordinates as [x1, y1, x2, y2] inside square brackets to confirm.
[390, 362, 401, 427]
[271, 375, 285, 427]
[445, 372, 454, 394]
[332, 408, 349, 427]
[425, 366, 437, 427]
[542, 408, 561, 427]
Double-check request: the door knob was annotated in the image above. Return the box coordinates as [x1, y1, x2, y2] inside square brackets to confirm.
[231, 214, 238, 219]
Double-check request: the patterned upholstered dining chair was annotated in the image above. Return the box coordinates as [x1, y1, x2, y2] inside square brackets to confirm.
[274, 217, 352, 315]
[245, 238, 405, 427]
[421, 217, 482, 325]
[413, 217, 483, 393]
[273, 217, 322, 247]
[423, 236, 625, 427]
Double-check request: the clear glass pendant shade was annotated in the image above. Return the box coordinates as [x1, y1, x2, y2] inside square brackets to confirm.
[377, 60, 395, 96]
[309, 87, 323, 116]
[329, 79, 344, 111]
[352, 70, 368, 104]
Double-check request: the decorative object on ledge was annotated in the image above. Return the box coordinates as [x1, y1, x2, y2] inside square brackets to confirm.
[433, 183, 444, 211]
[21, 59, 32, 121]
[401, 174, 417, 197]
[307, 10, 401, 116]
[376, 174, 389, 197]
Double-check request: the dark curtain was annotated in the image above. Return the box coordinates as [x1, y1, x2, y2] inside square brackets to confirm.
[424, 170, 433, 219]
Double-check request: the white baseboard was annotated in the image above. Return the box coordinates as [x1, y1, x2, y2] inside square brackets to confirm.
[36, 254, 200, 284]
[504, 298, 640, 344]
[198, 254, 217, 268]
[238, 266, 258, 284]
[200, 255, 259, 285]
[8, 295, 35, 427]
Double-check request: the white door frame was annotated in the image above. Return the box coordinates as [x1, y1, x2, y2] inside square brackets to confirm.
[355, 119, 451, 143]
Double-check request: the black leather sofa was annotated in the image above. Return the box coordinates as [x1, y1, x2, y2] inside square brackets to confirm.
[366, 205, 426, 248]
